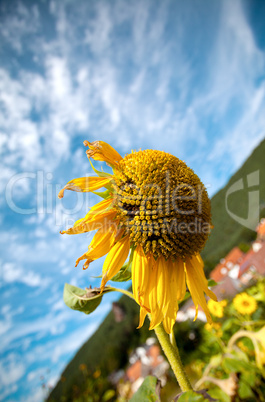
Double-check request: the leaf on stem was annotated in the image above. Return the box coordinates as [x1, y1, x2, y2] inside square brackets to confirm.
[63, 283, 114, 315]
[129, 376, 161, 402]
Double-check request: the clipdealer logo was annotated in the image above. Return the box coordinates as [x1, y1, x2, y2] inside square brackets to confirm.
[225, 170, 260, 230]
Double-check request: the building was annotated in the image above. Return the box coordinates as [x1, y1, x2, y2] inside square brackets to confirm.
[124, 338, 169, 393]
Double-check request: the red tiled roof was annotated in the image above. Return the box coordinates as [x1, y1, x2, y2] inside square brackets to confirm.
[147, 345, 160, 368]
[210, 262, 227, 282]
[224, 247, 245, 265]
[248, 243, 265, 275]
[256, 219, 265, 236]
[212, 276, 238, 299]
[126, 359, 142, 382]
[238, 249, 255, 278]
[210, 247, 245, 282]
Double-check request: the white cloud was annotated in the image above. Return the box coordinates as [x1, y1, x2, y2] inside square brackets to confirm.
[1, 262, 50, 288]
[0, 2, 40, 53]
[0, 354, 25, 387]
[24, 387, 45, 402]
[84, 2, 112, 54]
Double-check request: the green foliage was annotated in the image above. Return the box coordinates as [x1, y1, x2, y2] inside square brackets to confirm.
[188, 278, 265, 402]
[129, 376, 160, 402]
[202, 138, 265, 274]
[207, 388, 230, 402]
[238, 242, 251, 253]
[63, 284, 116, 315]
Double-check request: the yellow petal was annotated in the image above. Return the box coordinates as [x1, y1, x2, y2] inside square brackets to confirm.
[132, 246, 152, 311]
[163, 316, 177, 335]
[89, 197, 112, 211]
[185, 258, 216, 323]
[58, 176, 113, 199]
[75, 224, 118, 268]
[61, 198, 115, 235]
[84, 140, 122, 167]
[137, 307, 148, 329]
[171, 258, 186, 302]
[161, 258, 185, 334]
[61, 210, 117, 235]
[149, 258, 166, 330]
[192, 255, 217, 301]
[100, 235, 130, 290]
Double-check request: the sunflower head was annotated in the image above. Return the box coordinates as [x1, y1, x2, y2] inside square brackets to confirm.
[113, 149, 211, 260]
[59, 141, 217, 334]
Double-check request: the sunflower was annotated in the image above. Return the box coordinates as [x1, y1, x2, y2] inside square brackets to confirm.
[233, 292, 257, 315]
[59, 140, 217, 334]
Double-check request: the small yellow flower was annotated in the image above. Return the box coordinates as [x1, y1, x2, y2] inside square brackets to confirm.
[59, 141, 217, 333]
[207, 299, 224, 318]
[233, 292, 257, 315]
[204, 322, 223, 337]
[220, 299, 227, 307]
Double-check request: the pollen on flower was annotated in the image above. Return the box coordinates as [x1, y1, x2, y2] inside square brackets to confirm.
[112, 150, 211, 260]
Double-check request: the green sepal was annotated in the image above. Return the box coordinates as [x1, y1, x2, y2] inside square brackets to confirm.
[92, 189, 111, 199]
[111, 262, 132, 282]
[63, 284, 115, 315]
[89, 159, 113, 177]
[182, 291, 191, 302]
[129, 376, 161, 402]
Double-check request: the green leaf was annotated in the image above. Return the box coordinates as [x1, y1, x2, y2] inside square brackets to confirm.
[207, 279, 218, 287]
[129, 376, 161, 402]
[177, 390, 217, 401]
[63, 284, 114, 315]
[207, 388, 230, 402]
[241, 371, 256, 388]
[222, 357, 251, 373]
[238, 381, 255, 399]
[221, 318, 235, 332]
[177, 390, 206, 401]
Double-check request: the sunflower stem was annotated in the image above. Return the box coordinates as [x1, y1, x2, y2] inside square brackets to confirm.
[110, 287, 135, 300]
[154, 323, 193, 392]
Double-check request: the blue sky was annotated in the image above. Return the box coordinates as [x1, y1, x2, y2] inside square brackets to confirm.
[0, 0, 265, 400]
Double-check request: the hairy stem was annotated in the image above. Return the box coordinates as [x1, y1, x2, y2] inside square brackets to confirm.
[154, 322, 193, 392]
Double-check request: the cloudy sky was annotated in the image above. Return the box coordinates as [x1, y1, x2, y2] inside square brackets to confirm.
[0, 0, 265, 400]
